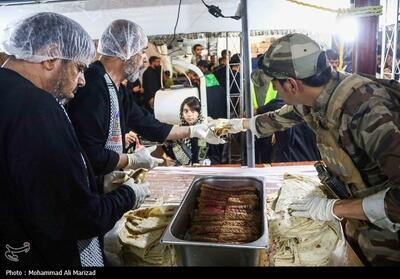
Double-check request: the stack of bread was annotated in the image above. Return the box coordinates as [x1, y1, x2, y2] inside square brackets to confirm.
[119, 205, 177, 266]
[266, 173, 343, 266]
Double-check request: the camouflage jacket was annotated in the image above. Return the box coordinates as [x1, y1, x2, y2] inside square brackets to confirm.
[252, 72, 400, 231]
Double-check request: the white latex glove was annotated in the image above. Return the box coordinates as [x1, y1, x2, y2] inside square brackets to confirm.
[226, 118, 247, 134]
[123, 179, 151, 209]
[289, 196, 342, 222]
[189, 124, 226, 144]
[103, 170, 127, 193]
[207, 118, 246, 134]
[125, 145, 164, 170]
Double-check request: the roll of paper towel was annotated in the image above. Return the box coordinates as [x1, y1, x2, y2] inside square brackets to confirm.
[154, 87, 199, 125]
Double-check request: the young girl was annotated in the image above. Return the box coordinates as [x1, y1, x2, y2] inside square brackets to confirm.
[162, 96, 209, 166]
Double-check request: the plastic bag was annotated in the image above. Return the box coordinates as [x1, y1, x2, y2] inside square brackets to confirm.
[103, 218, 126, 266]
[328, 222, 348, 266]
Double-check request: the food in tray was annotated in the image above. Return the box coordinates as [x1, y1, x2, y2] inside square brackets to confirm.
[187, 183, 261, 244]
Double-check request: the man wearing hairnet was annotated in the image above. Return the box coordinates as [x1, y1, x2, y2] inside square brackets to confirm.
[0, 12, 149, 267]
[67, 19, 223, 186]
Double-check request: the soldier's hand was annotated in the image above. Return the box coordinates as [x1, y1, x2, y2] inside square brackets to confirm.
[289, 196, 342, 222]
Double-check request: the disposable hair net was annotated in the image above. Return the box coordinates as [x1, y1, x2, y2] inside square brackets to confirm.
[97, 19, 148, 61]
[1, 12, 96, 66]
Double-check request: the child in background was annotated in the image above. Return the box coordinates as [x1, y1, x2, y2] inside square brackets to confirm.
[162, 96, 209, 166]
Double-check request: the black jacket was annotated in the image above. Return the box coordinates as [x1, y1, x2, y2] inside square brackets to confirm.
[142, 66, 161, 103]
[67, 61, 172, 176]
[0, 68, 135, 266]
[255, 99, 321, 163]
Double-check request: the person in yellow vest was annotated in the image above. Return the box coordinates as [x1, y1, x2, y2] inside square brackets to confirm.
[251, 68, 277, 111]
[216, 33, 400, 266]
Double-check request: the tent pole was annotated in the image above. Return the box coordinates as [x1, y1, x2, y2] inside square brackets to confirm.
[226, 32, 232, 164]
[241, 0, 255, 167]
[352, 0, 380, 74]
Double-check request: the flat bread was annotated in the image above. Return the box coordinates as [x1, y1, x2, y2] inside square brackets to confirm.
[119, 205, 177, 266]
[267, 173, 341, 266]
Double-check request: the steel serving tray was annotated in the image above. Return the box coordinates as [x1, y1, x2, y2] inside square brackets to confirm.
[161, 175, 268, 266]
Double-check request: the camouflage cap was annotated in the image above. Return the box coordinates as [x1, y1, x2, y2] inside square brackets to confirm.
[260, 33, 328, 80]
[251, 69, 272, 87]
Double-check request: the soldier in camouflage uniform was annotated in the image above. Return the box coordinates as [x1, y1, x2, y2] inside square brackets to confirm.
[219, 33, 400, 266]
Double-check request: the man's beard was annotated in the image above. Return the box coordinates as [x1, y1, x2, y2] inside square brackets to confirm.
[126, 65, 146, 82]
[51, 73, 76, 105]
[124, 54, 145, 82]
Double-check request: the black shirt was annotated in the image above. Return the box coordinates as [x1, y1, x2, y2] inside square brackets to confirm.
[0, 68, 134, 266]
[214, 65, 241, 94]
[205, 82, 227, 119]
[67, 61, 172, 176]
[125, 79, 144, 106]
[256, 99, 321, 163]
[142, 66, 161, 103]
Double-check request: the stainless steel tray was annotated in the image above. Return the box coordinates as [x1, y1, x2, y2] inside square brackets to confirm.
[161, 175, 268, 266]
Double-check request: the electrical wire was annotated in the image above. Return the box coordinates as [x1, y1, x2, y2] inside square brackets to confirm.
[168, 0, 183, 47]
[201, 0, 240, 20]
[201, 0, 208, 8]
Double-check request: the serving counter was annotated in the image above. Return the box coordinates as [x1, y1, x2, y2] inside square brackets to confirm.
[135, 163, 363, 266]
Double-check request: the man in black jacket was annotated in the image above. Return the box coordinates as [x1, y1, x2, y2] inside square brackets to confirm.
[67, 20, 224, 179]
[142, 55, 161, 112]
[0, 13, 149, 267]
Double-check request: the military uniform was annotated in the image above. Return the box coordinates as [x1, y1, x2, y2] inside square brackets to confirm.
[250, 33, 400, 265]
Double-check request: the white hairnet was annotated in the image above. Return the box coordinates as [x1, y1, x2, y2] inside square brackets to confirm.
[97, 19, 148, 61]
[1, 12, 96, 66]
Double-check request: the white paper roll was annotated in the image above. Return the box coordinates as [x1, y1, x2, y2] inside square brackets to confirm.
[154, 87, 199, 125]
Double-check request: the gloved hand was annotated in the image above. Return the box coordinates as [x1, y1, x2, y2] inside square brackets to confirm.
[226, 118, 247, 134]
[125, 145, 164, 170]
[289, 196, 342, 222]
[189, 124, 226, 144]
[103, 170, 127, 193]
[123, 179, 151, 209]
[207, 118, 246, 134]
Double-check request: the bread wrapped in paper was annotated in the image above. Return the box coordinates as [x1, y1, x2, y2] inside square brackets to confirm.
[119, 205, 177, 266]
[266, 173, 342, 266]
[207, 117, 232, 138]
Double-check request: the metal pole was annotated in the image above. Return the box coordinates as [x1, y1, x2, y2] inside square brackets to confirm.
[380, 0, 388, 78]
[239, 36, 246, 165]
[391, 0, 399, 79]
[226, 33, 230, 118]
[225, 32, 231, 164]
[241, 0, 255, 167]
[353, 0, 380, 75]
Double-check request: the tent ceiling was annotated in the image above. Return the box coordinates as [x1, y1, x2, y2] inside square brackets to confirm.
[0, 0, 351, 40]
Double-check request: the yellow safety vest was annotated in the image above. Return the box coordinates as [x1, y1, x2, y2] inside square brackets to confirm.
[252, 81, 277, 109]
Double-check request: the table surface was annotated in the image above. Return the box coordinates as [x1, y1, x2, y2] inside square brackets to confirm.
[142, 163, 364, 266]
